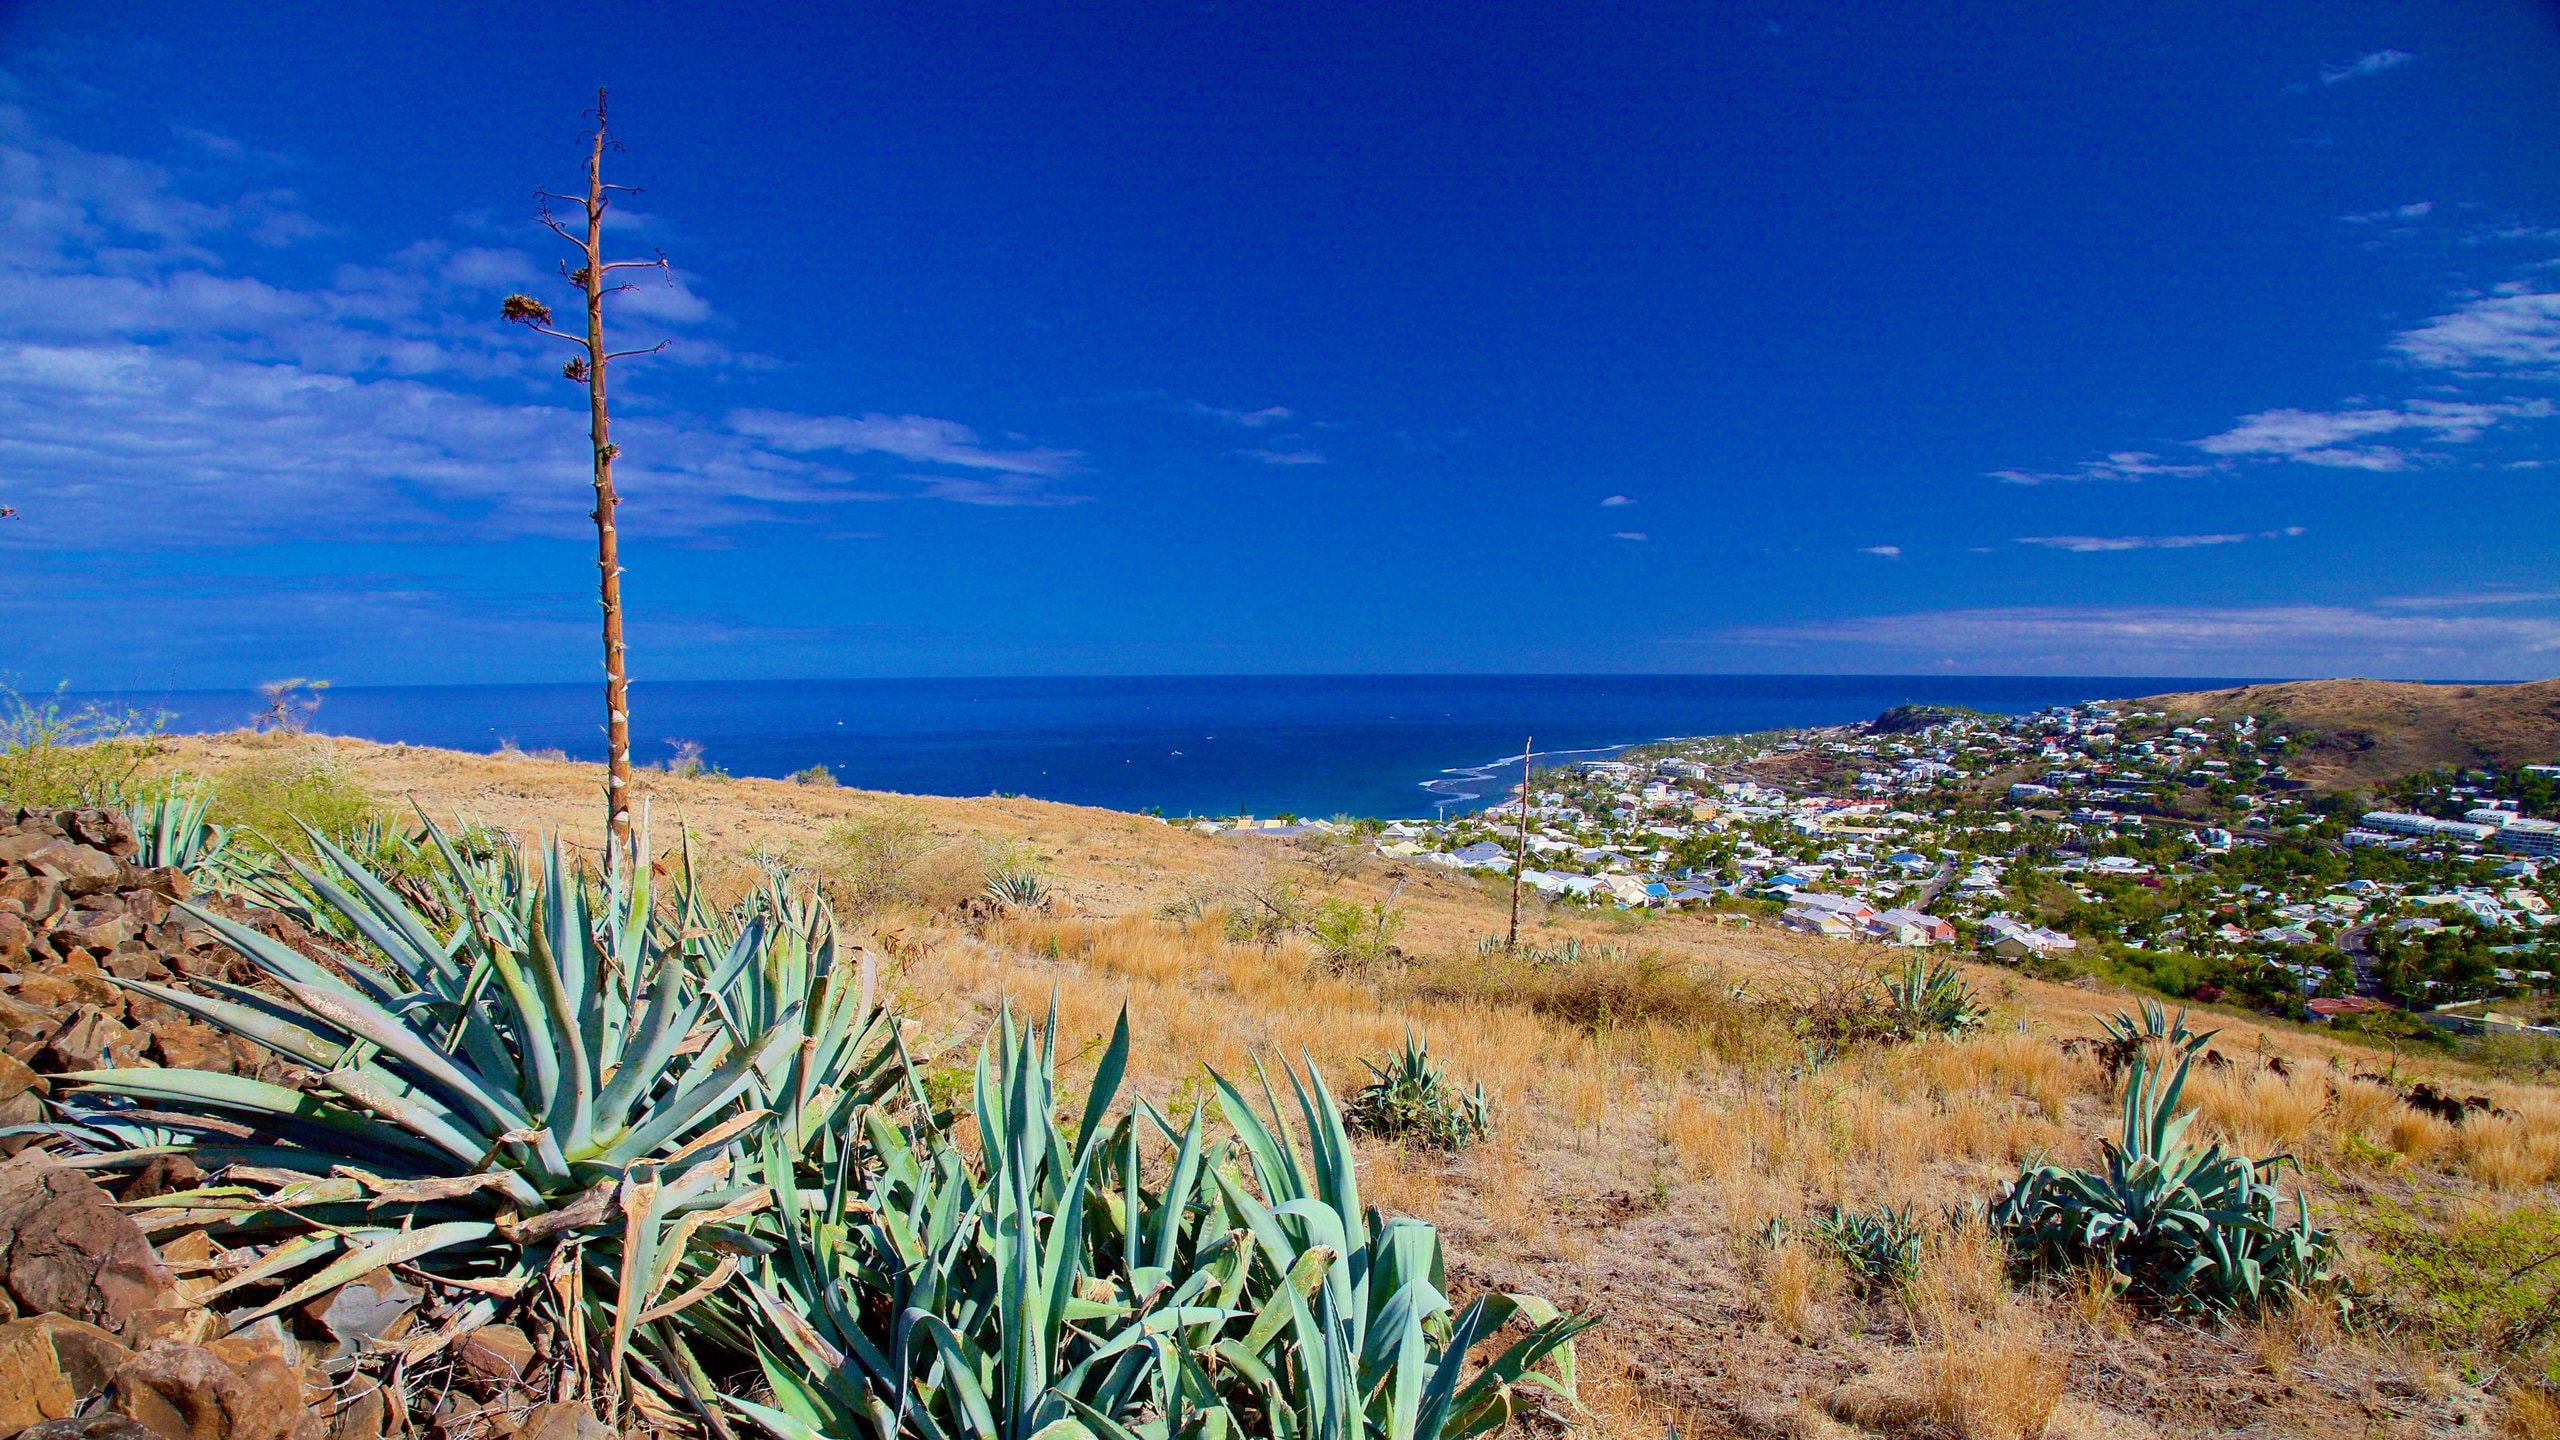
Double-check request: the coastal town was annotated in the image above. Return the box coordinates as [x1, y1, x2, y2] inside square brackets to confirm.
[1202, 701, 2560, 1034]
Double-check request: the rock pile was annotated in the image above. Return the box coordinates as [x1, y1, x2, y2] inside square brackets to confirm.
[0, 809, 319, 1151]
[0, 810, 612, 1440]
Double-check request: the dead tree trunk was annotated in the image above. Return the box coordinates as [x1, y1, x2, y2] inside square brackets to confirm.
[502, 89, 670, 848]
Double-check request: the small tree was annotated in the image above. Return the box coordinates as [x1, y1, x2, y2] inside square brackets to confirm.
[252, 678, 329, 735]
[500, 89, 671, 846]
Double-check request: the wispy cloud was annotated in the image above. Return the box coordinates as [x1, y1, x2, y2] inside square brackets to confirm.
[2341, 201, 2432, 225]
[1611, 531, 1647, 542]
[2392, 284, 2560, 373]
[729, 410, 1080, 477]
[1190, 402, 1295, 428]
[1988, 451, 2211, 485]
[0, 106, 1091, 543]
[1709, 598, 2560, 678]
[1859, 545, 1900, 558]
[2193, 400, 2550, 470]
[1240, 448, 1325, 466]
[2373, 589, 2560, 610]
[1600, 494, 1636, 507]
[2016, 526, 2304, 553]
[2323, 49, 2416, 85]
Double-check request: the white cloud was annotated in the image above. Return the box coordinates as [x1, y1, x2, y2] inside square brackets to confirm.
[2016, 527, 2303, 553]
[2392, 284, 2560, 372]
[1190, 402, 1294, 427]
[2341, 201, 2432, 225]
[2193, 400, 2549, 469]
[1240, 448, 1324, 465]
[1600, 494, 1636, 507]
[1610, 531, 1647, 541]
[728, 410, 1080, 477]
[1859, 545, 1900, 558]
[1988, 451, 2210, 485]
[2322, 50, 2416, 85]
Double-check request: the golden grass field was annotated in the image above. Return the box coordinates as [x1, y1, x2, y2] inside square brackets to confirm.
[144, 732, 2560, 1440]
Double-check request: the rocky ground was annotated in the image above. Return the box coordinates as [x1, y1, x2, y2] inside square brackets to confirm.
[0, 807, 583, 1440]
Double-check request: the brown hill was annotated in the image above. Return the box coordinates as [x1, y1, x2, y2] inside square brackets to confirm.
[2135, 677, 2560, 791]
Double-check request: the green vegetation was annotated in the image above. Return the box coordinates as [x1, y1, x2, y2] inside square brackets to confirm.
[1808, 1204, 1924, 1293]
[0, 685, 164, 807]
[1344, 1032, 1494, 1150]
[46, 804, 1592, 1440]
[1309, 894, 1408, 967]
[1882, 955, 1985, 1039]
[53, 818, 909, 1421]
[732, 1009, 1589, 1440]
[821, 804, 989, 915]
[1990, 1053, 2338, 1315]
[197, 750, 385, 861]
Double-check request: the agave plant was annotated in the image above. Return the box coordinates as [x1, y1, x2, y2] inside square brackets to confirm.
[1344, 1032, 1492, 1151]
[123, 788, 297, 910]
[982, 867, 1052, 912]
[731, 1006, 1591, 1440]
[1808, 1204, 1923, 1293]
[1883, 955, 1984, 1039]
[2099, 999, 2220, 1058]
[1989, 1051, 2336, 1315]
[50, 817, 905, 1418]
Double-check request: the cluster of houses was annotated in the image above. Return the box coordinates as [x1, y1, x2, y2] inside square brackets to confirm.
[1189, 702, 2560, 1009]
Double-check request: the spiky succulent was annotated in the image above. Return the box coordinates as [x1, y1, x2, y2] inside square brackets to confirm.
[49, 817, 906, 1416]
[1990, 1052, 2337, 1315]
[1809, 1204, 1924, 1293]
[1883, 955, 1984, 1039]
[731, 1007, 1588, 1440]
[2099, 999, 2220, 1058]
[1344, 1032, 1494, 1151]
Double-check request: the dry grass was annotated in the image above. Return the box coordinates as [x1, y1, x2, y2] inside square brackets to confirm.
[1916, 1310, 2069, 1440]
[1757, 1236, 1832, 1340]
[2186, 1064, 2329, 1157]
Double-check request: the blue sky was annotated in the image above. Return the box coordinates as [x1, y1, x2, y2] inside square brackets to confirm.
[3, 0, 2557, 686]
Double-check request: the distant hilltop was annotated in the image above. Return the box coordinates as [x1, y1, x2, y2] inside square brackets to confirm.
[2129, 677, 2560, 792]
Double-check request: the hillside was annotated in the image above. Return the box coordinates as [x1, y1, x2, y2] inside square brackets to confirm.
[2137, 677, 2560, 792]
[94, 730, 2560, 1439]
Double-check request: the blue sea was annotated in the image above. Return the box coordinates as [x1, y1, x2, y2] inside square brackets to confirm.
[99, 675, 2240, 820]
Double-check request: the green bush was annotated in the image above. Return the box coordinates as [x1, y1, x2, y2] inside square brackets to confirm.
[0, 686, 164, 807]
[1309, 895, 1406, 968]
[202, 751, 384, 861]
[820, 804, 985, 915]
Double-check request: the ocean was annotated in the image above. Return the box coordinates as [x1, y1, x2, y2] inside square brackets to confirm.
[99, 675, 2237, 820]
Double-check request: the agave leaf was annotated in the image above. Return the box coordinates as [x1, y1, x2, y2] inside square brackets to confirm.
[233, 1220, 498, 1325]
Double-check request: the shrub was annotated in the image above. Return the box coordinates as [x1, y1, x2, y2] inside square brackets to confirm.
[1989, 1052, 2339, 1315]
[202, 751, 383, 861]
[821, 804, 985, 915]
[1345, 1031, 1494, 1150]
[1309, 894, 1407, 967]
[0, 685, 163, 807]
[788, 763, 838, 786]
